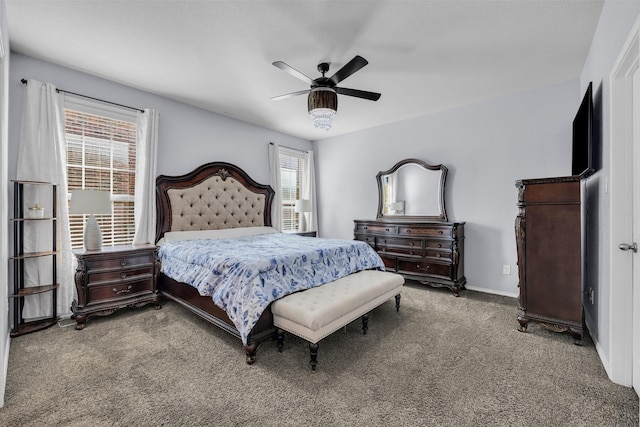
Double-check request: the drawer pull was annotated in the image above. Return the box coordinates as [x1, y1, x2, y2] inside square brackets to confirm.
[417, 264, 430, 271]
[120, 272, 127, 279]
[363, 226, 368, 230]
[113, 285, 132, 295]
[438, 243, 442, 248]
[406, 230, 411, 234]
[438, 230, 443, 234]
[410, 242, 414, 246]
[436, 253, 441, 258]
[120, 260, 127, 266]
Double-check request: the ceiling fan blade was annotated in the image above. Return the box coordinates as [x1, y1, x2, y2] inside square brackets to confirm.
[336, 87, 381, 101]
[329, 55, 369, 85]
[272, 61, 314, 85]
[270, 89, 310, 101]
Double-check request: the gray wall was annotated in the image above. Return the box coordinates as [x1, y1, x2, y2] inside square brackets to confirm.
[8, 53, 311, 185]
[579, 0, 640, 381]
[314, 79, 579, 297]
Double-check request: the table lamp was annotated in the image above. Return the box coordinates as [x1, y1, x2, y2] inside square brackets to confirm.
[69, 190, 112, 251]
[295, 199, 312, 232]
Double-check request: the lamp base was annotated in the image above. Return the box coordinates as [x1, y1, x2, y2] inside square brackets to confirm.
[84, 214, 103, 251]
[299, 213, 308, 233]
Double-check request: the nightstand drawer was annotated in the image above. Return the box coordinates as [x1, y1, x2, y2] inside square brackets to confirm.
[85, 252, 155, 271]
[87, 267, 153, 286]
[87, 278, 154, 306]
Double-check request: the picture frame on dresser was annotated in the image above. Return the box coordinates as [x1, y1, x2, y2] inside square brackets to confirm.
[355, 159, 466, 296]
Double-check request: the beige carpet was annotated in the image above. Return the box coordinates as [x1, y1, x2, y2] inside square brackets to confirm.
[1, 281, 638, 426]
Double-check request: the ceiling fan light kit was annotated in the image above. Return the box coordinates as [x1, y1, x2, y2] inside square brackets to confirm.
[308, 87, 337, 131]
[271, 55, 381, 131]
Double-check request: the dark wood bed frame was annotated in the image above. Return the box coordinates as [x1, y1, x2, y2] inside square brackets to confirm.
[155, 162, 276, 363]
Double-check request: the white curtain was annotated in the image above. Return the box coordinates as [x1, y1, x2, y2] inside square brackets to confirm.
[16, 80, 74, 318]
[302, 150, 318, 233]
[133, 109, 159, 244]
[268, 143, 318, 233]
[268, 142, 283, 231]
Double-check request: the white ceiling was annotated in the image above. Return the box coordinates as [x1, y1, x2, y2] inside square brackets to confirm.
[6, 0, 604, 141]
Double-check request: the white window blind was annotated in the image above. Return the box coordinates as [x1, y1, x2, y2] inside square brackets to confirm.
[64, 99, 137, 249]
[279, 148, 306, 232]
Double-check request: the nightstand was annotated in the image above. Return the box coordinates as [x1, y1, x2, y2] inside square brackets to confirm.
[71, 244, 160, 330]
[290, 231, 317, 237]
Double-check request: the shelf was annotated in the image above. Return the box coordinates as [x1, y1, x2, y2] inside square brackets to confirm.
[10, 283, 60, 297]
[10, 318, 58, 338]
[11, 179, 56, 185]
[10, 250, 58, 260]
[10, 217, 57, 222]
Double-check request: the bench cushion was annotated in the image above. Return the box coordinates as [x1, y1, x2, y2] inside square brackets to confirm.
[271, 270, 404, 344]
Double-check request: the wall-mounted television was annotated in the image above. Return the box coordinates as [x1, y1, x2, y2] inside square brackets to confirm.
[572, 82, 594, 177]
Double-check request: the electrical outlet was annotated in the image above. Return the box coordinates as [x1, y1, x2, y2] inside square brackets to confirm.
[502, 265, 511, 275]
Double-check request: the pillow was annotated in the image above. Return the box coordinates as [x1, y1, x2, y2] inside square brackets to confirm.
[159, 226, 278, 244]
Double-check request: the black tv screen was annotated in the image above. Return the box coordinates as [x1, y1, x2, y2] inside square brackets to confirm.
[572, 82, 594, 177]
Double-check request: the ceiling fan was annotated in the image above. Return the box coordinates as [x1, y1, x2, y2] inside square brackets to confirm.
[271, 55, 381, 130]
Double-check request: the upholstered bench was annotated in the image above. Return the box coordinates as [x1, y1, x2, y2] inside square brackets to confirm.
[271, 270, 404, 371]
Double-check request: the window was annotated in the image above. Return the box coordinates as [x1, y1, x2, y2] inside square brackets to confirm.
[64, 98, 137, 249]
[278, 148, 306, 232]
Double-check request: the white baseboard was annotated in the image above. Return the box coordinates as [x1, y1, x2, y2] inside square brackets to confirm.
[0, 332, 10, 408]
[465, 285, 518, 299]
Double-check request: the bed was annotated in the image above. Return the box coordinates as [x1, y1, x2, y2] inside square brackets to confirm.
[155, 162, 384, 363]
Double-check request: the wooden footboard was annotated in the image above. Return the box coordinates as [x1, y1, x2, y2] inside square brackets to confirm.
[158, 273, 277, 363]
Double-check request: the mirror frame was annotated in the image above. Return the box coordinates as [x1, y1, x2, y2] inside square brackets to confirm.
[376, 158, 448, 222]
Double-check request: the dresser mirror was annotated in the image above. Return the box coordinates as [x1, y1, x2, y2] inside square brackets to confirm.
[376, 158, 448, 221]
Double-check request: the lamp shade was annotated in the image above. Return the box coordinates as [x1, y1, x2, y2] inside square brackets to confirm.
[69, 190, 112, 215]
[294, 199, 312, 213]
[308, 87, 337, 131]
[69, 190, 112, 251]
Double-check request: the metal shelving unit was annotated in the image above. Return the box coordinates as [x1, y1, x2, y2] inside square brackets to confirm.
[10, 180, 59, 337]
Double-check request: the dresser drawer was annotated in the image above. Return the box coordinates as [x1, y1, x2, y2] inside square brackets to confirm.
[85, 252, 155, 271]
[87, 278, 154, 306]
[399, 226, 452, 238]
[87, 266, 154, 286]
[377, 237, 423, 256]
[354, 235, 376, 247]
[355, 223, 397, 234]
[425, 240, 452, 250]
[424, 249, 451, 261]
[379, 256, 397, 270]
[398, 259, 452, 280]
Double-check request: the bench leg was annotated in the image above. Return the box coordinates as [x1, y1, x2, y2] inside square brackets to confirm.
[361, 313, 369, 335]
[277, 328, 285, 352]
[309, 342, 319, 371]
[395, 294, 401, 312]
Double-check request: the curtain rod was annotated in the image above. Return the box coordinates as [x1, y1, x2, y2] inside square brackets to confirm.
[21, 78, 145, 113]
[269, 142, 309, 153]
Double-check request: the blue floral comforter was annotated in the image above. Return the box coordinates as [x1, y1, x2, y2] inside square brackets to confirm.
[158, 233, 384, 344]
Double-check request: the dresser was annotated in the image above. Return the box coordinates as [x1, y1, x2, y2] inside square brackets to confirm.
[72, 244, 161, 329]
[515, 176, 584, 344]
[354, 219, 466, 296]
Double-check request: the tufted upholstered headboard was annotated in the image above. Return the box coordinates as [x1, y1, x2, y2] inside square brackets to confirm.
[155, 162, 275, 243]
